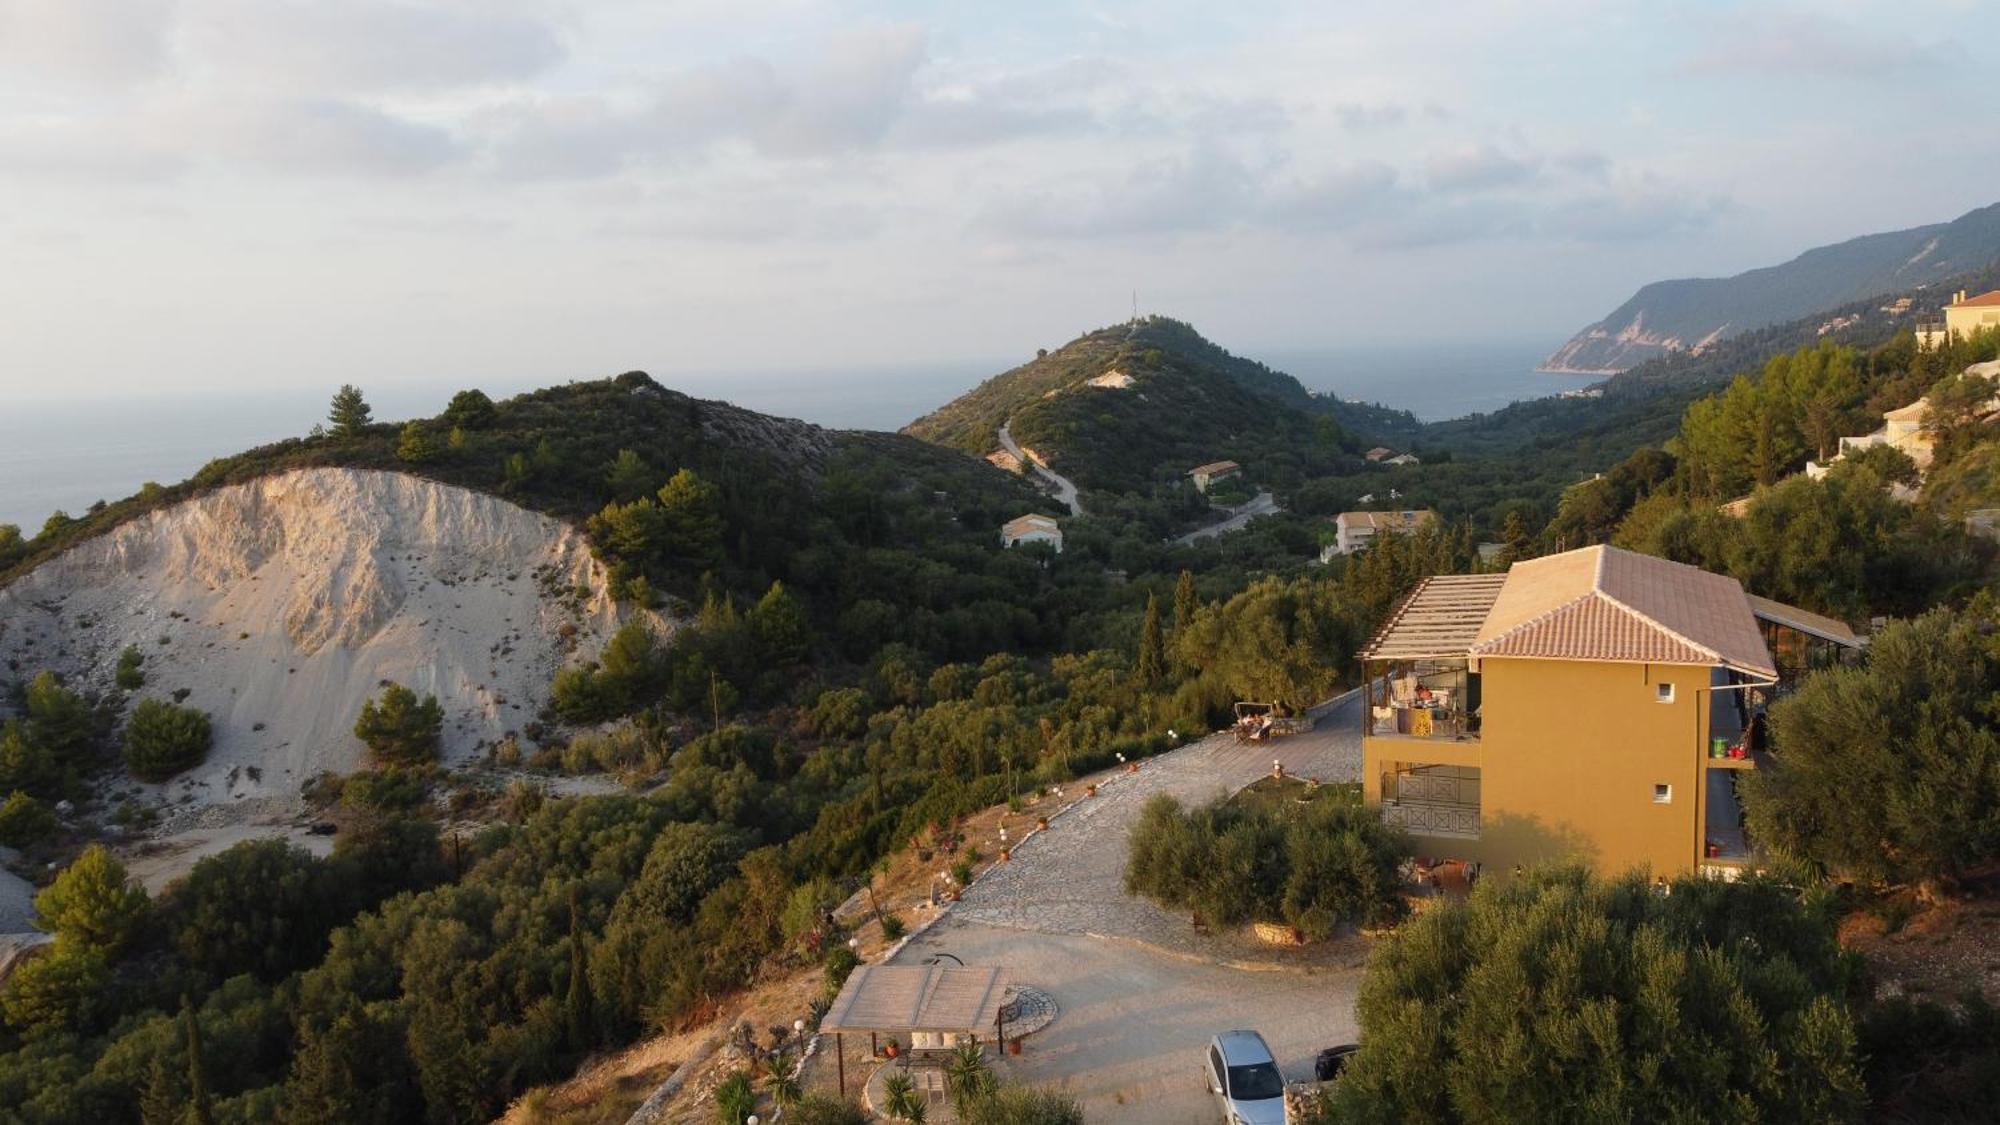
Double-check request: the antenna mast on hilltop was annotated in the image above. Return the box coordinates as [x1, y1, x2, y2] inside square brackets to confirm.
[1131, 289, 1138, 323]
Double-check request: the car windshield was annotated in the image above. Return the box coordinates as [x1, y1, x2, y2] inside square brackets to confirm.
[1227, 1061, 1284, 1101]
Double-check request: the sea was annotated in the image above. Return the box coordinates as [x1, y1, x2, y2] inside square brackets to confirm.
[0, 341, 1594, 532]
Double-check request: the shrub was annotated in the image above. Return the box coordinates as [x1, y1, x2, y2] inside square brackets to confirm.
[955, 1084, 1085, 1125]
[352, 684, 443, 767]
[0, 791, 57, 847]
[785, 1095, 868, 1125]
[713, 1070, 755, 1125]
[879, 913, 905, 941]
[121, 698, 212, 782]
[114, 646, 145, 691]
[1329, 866, 1866, 1123]
[1124, 792, 1406, 934]
[0, 943, 109, 1036]
[822, 944, 860, 1001]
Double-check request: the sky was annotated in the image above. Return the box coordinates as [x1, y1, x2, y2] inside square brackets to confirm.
[0, 0, 1993, 402]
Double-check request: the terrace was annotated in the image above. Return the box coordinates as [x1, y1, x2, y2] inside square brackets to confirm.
[1357, 572, 1507, 745]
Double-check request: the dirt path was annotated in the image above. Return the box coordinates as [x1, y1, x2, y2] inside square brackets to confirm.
[998, 423, 1083, 516]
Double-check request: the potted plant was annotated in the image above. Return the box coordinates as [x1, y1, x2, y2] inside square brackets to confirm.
[1085, 783, 1097, 798]
[883, 1038, 901, 1059]
[1036, 815, 1049, 830]
[1000, 847, 1011, 862]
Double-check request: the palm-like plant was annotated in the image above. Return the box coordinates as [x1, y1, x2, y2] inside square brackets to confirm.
[713, 1069, 756, 1124]
[769, 1069, 802, 1109]
[882, 1071, 925, 1121]
[943, 1039, 996, 1103]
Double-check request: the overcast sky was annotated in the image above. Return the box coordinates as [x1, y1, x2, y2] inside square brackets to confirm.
[0, 0, 1991, 401]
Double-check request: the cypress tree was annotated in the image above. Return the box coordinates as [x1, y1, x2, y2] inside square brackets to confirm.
[1137, 594, 1165, 686]
[182, 997, 213, 1125]
[1173, 569, 1197, 634]
[565, 887, 593, 1050]
[327, 385, 372, 438]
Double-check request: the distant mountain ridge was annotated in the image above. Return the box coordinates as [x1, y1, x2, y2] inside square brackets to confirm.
[1544, 201, 2000, 374]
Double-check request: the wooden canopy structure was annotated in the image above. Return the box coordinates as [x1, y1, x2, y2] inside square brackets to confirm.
[820, 964, 1011, 1096]
[1359, 573, 1508, 661]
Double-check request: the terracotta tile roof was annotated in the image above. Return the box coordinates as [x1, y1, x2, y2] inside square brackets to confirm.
[1339, 509, 1436, 532]
[1001, 513, 1059, 537]
[1950, 289, 2000, 308]
[1470, 545, 1776, 677]
[1189, 460, 1241, 476]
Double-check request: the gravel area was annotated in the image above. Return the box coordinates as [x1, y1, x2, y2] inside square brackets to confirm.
[948, 691, 1365, 968]
[882, 691, 1370, 1123]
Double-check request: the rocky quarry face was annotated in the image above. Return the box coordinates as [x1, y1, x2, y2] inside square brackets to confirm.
[0, 468, 622, 815]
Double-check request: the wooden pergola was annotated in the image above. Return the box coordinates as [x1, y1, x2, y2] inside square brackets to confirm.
[819, 964, 1011, 1097]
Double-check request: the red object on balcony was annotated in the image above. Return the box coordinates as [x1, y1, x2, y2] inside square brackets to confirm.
[1729, 745, 1746, 760]
[1705, 840, 1721, 858]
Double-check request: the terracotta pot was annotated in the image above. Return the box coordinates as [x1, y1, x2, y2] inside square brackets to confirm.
[1036, 817, 1049, 830]
[1126, 761, 1139, 774]
[1000, 848, 1011, 862]
[885, 1043, 900, 1059]
[1085, 784, 1097, 798]
[1007, 1038, 1022, 1056]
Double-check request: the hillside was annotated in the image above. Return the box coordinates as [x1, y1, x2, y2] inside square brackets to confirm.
[1544, 200, 2000, 374]
[905, 317, 1413, 494]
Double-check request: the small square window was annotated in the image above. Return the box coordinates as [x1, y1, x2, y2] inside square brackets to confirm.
[1655, 682, 1675, 703]
[1653, 783, 1672, 804]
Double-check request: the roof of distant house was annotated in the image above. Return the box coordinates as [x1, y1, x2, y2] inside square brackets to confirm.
[1882, 397, 1930, 423]
[1471, 545, 1775, 677]
[1364, 447, 1394, 460]
[1950, 289, 2000, 308]
[1189, 460, 1241, 476]
[1001, 513, 1059, 537]
[1338, 509, 1435, 531]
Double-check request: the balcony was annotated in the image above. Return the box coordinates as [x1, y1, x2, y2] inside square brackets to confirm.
[1380, 764, 1480, 839]
[1364, 659, 1481, 743]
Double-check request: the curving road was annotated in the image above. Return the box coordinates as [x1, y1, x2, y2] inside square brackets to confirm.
[998, 423, 1083, 516]
[1173, 491, 1282, 546]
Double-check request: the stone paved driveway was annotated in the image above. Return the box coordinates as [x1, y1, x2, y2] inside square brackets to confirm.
[887, 691, 1370, 1123]
[948, 690, 1365, 967]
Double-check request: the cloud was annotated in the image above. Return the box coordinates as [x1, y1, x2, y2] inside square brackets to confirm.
[1333, 102, 1406, 130]
[1263, 162, 1399, 229]
[0, 0, 174, 85]
[1681, 9, 1961, 79]
[193, 98, 461, 175]
[1425, 144, 1542, 193]
[978, 145, 1259, 239]
[181, 0, 566, 92]
[485, 26, 930, 177]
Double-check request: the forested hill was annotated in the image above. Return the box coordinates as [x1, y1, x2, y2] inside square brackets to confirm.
[903, 316, 1417, 493]
[1544, 200, 2000, 374]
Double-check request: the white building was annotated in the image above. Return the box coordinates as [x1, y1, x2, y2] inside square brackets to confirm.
[1000, 513, 1063, 552]
[1329, 509, 1436, 556]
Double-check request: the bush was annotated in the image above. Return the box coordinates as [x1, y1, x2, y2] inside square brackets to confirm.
[123, 697, 213, 781]
[0, 791, 57, 848]
[1741, 604, 2000, 897]
[786, 1095, 868, 1125]
[1329, 866, 1866, 1123]
[1124, 792, 1406, 934]
[165, 839, 354, 981]
[955, 1084, 1085, 1125]
[822, 944, 860, 1001]
[352, 684, 443, 767]
[880, 913, 906, 941]
[0, 943, 109, 1036]
[114, 646, 145, 691]
[1858, 993, 2000, 1122]
[34, 845, 150, 953]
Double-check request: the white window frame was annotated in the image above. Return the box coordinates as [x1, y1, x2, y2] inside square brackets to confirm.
[1655, 682, 1675, 703]
[1653, 783, 1672, 804]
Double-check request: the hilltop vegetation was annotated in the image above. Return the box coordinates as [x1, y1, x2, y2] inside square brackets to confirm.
[905, 316, 1414, 495]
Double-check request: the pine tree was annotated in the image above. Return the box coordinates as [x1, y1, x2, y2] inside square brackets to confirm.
[327, 385, 372, 438]
[1137, 594, 1165, 686]
[1173, 569, 1197, 635]
[183, 997, 214, 1125]
[565, 887, 593, 1050]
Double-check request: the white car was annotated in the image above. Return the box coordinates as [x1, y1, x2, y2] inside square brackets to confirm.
[1204, 1029, 1288, 1125]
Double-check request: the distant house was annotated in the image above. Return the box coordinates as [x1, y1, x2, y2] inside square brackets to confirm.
[985, 448, 1024, 474]
[1331, 509, 1436, 556]
[1188, 460, 1242, 493]
[1808, 362, 2000, 485]
[1000, 513, 1063, 552]
[1917, 289, 2000, 349]
[1364, 447, 1395, 462]
[1385, 452, 1421, 466]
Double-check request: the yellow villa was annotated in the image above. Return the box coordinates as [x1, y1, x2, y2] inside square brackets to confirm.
[1357, 545, 1860, 879]
[1916, 288, 2000, 349]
